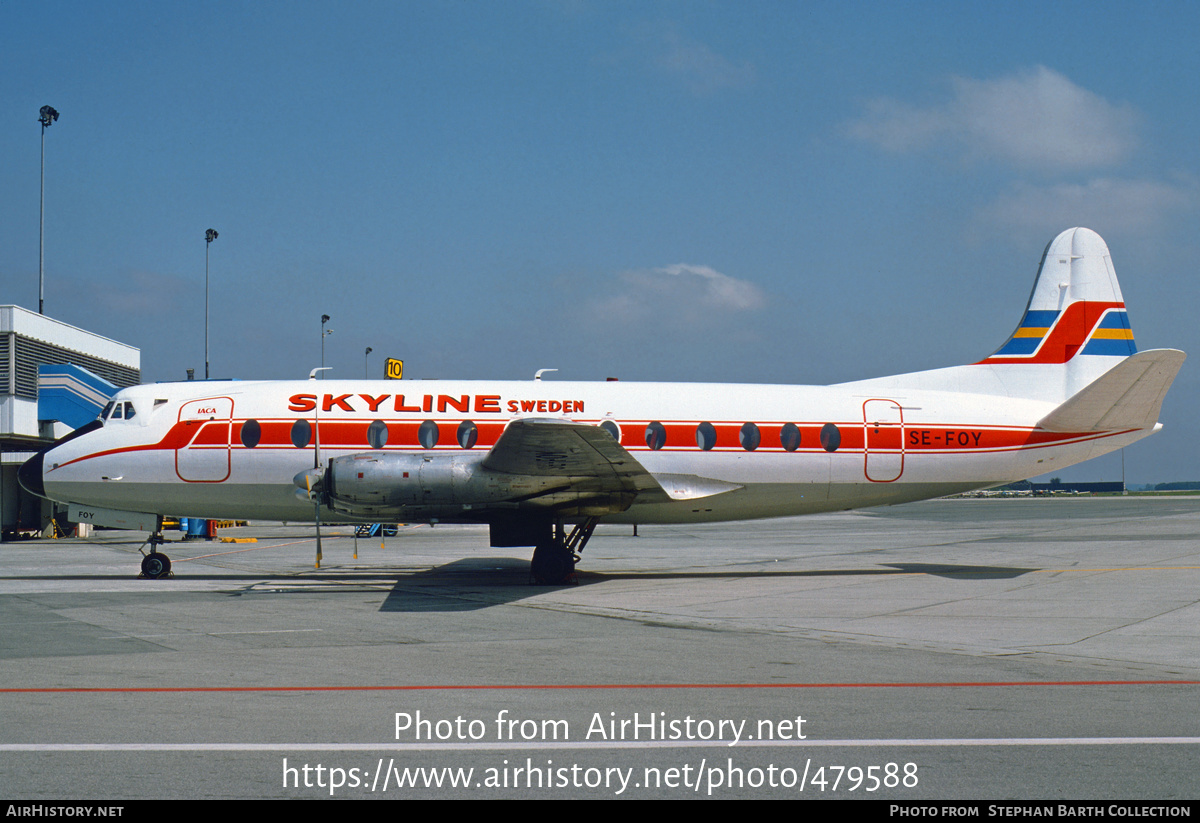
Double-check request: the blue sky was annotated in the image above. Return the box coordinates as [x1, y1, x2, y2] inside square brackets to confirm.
[2, 1, 1198, 484]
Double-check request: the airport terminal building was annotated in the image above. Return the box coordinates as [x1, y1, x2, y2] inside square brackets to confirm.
[0, 305, 139, 539]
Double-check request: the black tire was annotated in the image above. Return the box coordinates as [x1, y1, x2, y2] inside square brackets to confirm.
[530, 541, 574, 585]
[141, 552, 172, 578]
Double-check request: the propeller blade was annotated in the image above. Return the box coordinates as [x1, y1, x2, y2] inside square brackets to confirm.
[313, 395, 322, 566]
[314, 500, 323, 569]
[292, 467, 326, 568]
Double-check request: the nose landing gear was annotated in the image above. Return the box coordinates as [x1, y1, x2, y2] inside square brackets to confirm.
[138, 520, 173, 579]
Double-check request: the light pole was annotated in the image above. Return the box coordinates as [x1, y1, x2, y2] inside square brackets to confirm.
[321, 315, 332, 378]
[364, 347, 372, 378]
[38, 105, 59, 315]
[205, 229, 218, 379]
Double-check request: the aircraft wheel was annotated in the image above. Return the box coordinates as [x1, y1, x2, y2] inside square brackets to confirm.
[141, 552, 172, 578]
[530, 541, 575, 585]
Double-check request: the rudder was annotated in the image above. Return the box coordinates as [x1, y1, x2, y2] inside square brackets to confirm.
[980, 227, 1135, 366]
[977, 227, 1142, 400]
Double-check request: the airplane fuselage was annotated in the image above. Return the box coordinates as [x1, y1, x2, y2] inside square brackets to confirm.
[36, 375, 1149, 526]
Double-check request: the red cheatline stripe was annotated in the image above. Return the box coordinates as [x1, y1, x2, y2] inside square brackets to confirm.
[2, 680, 1196, 694]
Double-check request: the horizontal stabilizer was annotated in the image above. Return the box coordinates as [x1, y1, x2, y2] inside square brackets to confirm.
[1036, 349, 1186, 432]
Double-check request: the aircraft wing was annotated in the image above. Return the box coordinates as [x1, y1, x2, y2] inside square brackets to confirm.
[483, 418, 659, 495]
[482, 418, 740, 508]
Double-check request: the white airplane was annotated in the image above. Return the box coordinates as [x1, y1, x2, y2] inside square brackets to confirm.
[19, 228, 1185, 583]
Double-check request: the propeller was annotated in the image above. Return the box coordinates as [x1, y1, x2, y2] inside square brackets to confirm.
[293, 466, 326, 567]
[313, 475, 324, 570]
[308, 367, 331, 567]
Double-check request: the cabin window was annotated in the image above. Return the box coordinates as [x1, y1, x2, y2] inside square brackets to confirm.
[780, 423, 801, 452]
[240, 419, 261, 448]
[645, 421, 667, 450]
[367, 420, 389, 449]
[739, 422, 760, 451]
[457, 420, 478, 449]
[291, 419, 312, 448]
[820, 423, 841, 452]
[418, 419, 439, 449]
[696, 422, 716, 451]
[600, 420, 621, 442]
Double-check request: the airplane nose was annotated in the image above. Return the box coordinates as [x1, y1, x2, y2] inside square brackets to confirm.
[18, 450, 46, 498]
[17, 419, 103, 500]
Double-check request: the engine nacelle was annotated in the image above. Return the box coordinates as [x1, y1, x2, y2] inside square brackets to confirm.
[325, 450, 639, 520]
[325, 452, 513, 518]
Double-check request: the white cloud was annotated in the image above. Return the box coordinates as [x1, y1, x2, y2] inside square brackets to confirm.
[650, 25, 755, 95]
[848, 66, 1137, 169]
[977, 177, 1194, 240]
[597, 263, 766, 324]
[848, 98, 955, 154]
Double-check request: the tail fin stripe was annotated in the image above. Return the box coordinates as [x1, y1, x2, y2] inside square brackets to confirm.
[993, 338, 1041, 356]
[1096, 310, 1134, 330]
[979, 301, 1124, 365]
[1080, 309, 1136, 357]
[992, 310, 1061, 355]
[1022, 310, 1062, 327]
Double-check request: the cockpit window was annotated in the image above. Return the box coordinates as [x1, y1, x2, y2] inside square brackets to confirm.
[111, 403, 124, 419]
[100, 401, 115, 421]
[123, 402, 136, 420]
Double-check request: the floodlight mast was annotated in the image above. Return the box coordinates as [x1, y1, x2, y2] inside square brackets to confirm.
[205, 229, 218, 379]
[38, 105, 59, 315]
[321, 315, 333, 378]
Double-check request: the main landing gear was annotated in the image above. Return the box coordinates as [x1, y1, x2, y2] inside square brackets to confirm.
[138, 521, 173, 579]
[530, 518, 598, 585]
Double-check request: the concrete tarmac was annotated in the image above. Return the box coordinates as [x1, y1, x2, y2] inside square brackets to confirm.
[1, 496, 1198, 800]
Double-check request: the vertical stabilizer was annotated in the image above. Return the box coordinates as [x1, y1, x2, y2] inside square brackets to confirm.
[978, 227, 1136, 399]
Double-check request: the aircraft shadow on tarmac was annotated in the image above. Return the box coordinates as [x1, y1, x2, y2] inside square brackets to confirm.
[879, 562, 1033, 580]
[0, 556, 1036, 613]
[374, 557, 1039, 613]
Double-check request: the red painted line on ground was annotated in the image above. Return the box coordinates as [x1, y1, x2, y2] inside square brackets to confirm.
[2, 680, 1196, 694]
